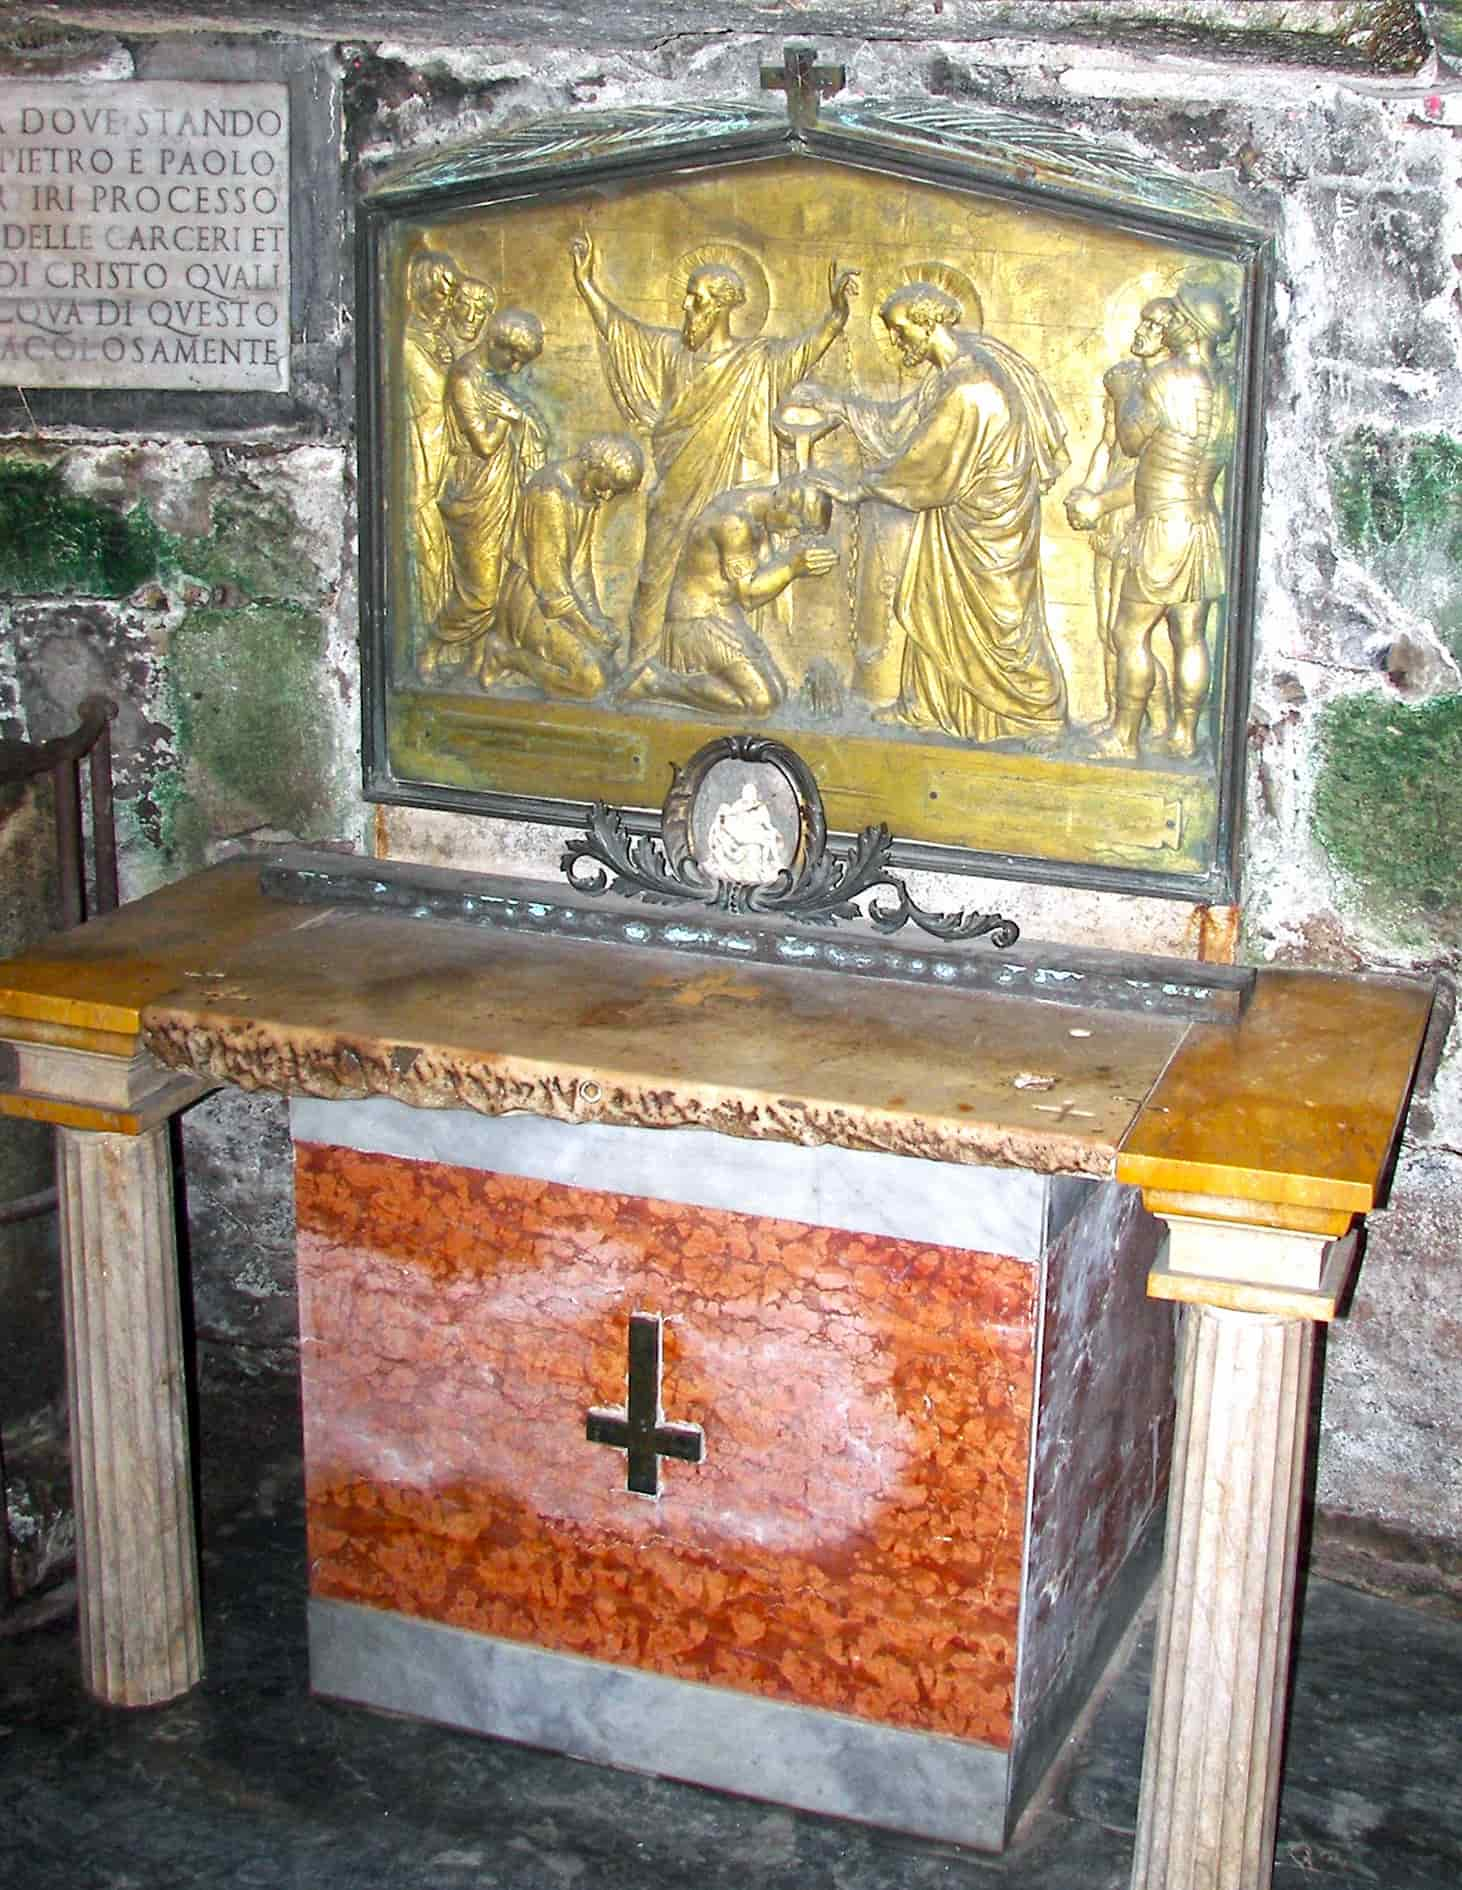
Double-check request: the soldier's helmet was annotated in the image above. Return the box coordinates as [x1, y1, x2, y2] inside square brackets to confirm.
[1174, 283, 1236, 346]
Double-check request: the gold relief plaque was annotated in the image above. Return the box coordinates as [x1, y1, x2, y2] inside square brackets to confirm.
[359, 98, 1271, 898]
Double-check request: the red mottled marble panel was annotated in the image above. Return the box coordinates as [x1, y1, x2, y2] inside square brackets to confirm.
[295, 1142, 1038, 1747]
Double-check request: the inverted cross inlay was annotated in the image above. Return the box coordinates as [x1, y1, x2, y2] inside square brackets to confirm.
[586, 1312, 704, 1498]
[760, 43, 845, 133]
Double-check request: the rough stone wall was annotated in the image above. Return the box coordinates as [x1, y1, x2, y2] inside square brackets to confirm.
[2, 5, 1459, 1592]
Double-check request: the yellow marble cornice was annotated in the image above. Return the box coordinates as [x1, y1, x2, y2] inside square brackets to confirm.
[0, 861, 299, 1044]
[1139, 1188, 1355, 1239]
[1117, 967, 1433, 1216]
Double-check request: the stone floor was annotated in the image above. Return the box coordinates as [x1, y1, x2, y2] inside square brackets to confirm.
[2, 1351, 1459, 1890]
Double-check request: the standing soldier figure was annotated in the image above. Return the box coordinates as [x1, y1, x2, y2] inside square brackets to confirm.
[1068, 286, 1235, 763]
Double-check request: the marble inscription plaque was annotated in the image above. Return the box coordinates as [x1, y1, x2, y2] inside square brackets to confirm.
[0, 83, 289, 392]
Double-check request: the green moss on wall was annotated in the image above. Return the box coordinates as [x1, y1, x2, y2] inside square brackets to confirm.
[1313, 693, 1462, 939]
[171, 487, 321, 604]
[0, 454, 326, 607]
[1428, 0, 1462, 65]
[0, 460, 163, 598]
[144, 767, 209, 876]
[1330, 428, 1462, 654]
[167, 603, 335, 849]
[1332, 427, 1462, 551]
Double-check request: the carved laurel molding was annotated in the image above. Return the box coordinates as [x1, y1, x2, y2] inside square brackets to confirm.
[141, 1015, 1108, 1176]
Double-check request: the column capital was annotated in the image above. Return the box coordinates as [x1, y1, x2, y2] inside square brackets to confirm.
[1143, 1193, 1360, 1323]
[0, 1026, 210, 1134]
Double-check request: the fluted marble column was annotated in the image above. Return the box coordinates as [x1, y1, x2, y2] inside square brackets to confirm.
[1129, 1208, 1355, 1890]
[56, 1124, 202, 1705]
[1131, 1302, 1315, 1890]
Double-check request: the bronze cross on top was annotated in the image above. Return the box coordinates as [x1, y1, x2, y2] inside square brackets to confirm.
[761, 43, 846, 132]
[586, 1312, 704, 1497]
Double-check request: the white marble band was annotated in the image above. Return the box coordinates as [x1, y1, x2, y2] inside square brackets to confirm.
[310, 1597, 1011, 1848]
[291, 1094, 1087, 1259]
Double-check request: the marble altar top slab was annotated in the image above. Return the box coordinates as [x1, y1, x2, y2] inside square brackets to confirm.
[0, 862, 1434, 1205]
[138, 896, 1183, 1174]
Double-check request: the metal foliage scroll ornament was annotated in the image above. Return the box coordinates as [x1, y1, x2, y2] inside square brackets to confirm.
[562, 736, 1019, 946]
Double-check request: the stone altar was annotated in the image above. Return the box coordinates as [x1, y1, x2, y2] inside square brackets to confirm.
[292, 1094, 1167, 1847]
[0, 857, 1433, 1888]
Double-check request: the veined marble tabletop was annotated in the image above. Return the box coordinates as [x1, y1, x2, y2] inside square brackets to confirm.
[137, 898, 1185, 1176]
[0, 860, 1433, 1201]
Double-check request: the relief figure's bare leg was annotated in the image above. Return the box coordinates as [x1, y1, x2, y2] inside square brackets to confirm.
[1091, 553, 1173, 741]
[623, 657, 781, 717]
[1148, 641, 1175, 740]
[1084, 595, 1164, 759]
[1158, 604, 1212, 760]
[1093, 551, 1119, 730]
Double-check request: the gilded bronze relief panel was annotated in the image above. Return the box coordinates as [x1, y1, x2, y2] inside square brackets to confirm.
[363, 135, 1266, 897]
